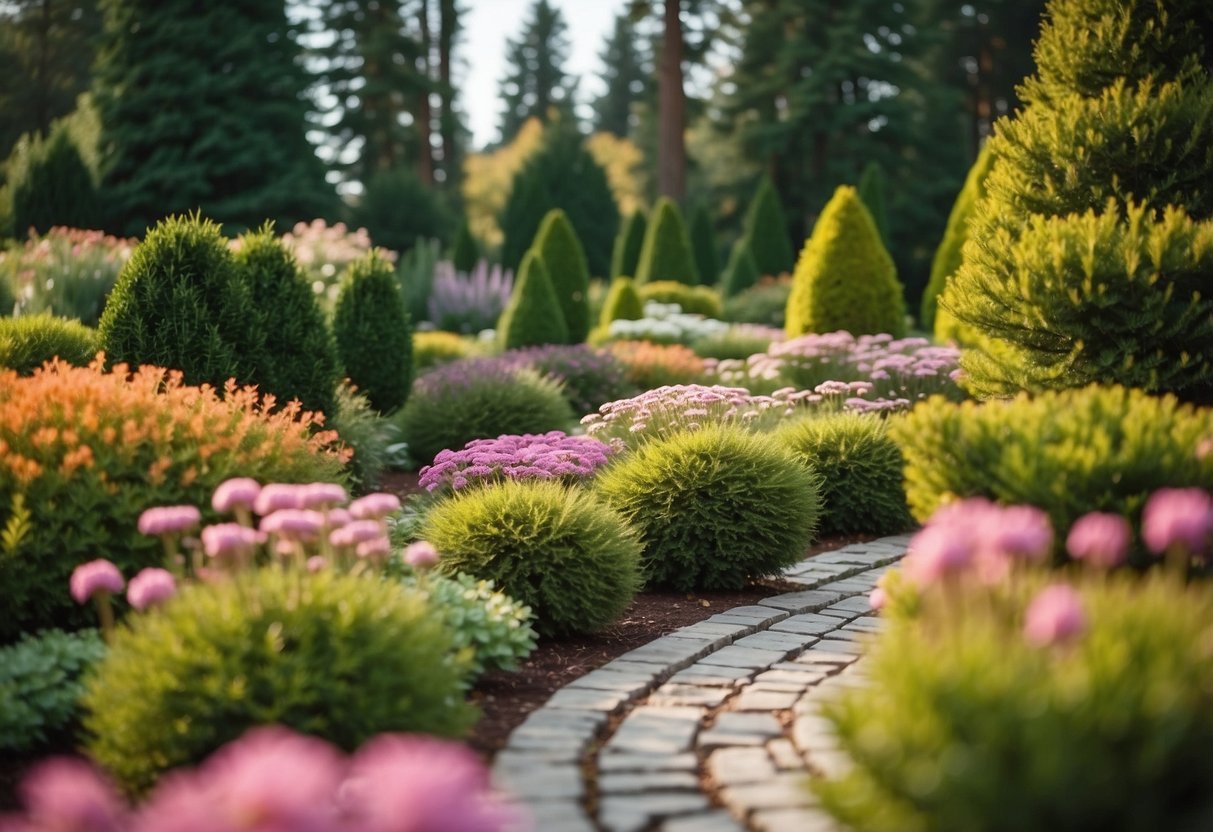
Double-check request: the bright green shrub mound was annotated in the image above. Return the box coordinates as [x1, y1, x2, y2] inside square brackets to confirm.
[892, 385, 1213, 562]
[816, 574, 1213, 831]
[638, 281, 723, 319]
[786, 186, 906, 338]
[743, 175, 796, 278]
[1, 629, 105, 753]
[234, 225, 341, 417]
[422, 479, 642, 638]
[413, 330, 481, 370]
[635, 197, 699, 286]
[774, 412, 912, 537]
[599, 276, 645, 327]
[497, 249, 570, 349]
[333, 250, 413, 413]
[533, 209, 592, 342]
[688, 201, 720, 286]
[611, 210, 647, 280]
[83, 569, 475, 796]
[0, 315, 98, 375]
[98, 213, 269, 391]
[595, 424, 821, 591]
[721, 237, 760, 298]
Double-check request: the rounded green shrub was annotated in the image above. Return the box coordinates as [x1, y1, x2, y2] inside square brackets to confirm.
[451, 219, 481, 273]
[688, 200, 720, 286]
[1, 628, 106, 753]
[413, 330, 481, 370]
[721, 236, 761, 298]
[350, 168, 454, 253]
[234, 225, 341, 417]
[0, 314, 98, 375]
[533, 209, 592, 343]
[98, 213, 269, 390]
[723, 277, 791, 327]
[595, 424, 822, 591]
[743, 175, 795, 278]
[611, 209, 647, 279]
[83, 568, 475, 795]
[497, 249, 570, 349]
[635, 197, 699, 286]
[599, 276, 646, 326]
[422, 479, 642, 637]
[333, 250, 413, 413]
[638, 281, 723, 319]
[774, 411, 912, 537]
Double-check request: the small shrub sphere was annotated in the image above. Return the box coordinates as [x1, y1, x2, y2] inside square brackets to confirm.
[596, 424, 822, 591]
[422, 479, 642, 637]
[0, 315, 98, 375]
[333, 250, 413, 413]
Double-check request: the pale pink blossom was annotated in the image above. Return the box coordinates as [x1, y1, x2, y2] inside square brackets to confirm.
[349, 493, 402, 520]
[1023, 584, 1087, 647]
[1141, 488, 1213, 556]
[404, 541, 440, 569]
[253, 483, 306, 516]
[69, 560, 124, 604]
[1066, 512, 1131, 569]
[126, 568, 177, 611]
[137, 505, 202, 536]
[211, 478, 261, 513]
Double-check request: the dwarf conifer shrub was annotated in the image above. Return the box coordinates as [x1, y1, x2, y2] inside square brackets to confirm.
[83, 569, 474, 795]
[1, 629, 105, 753]
[688, 201, 720, 286]
[786, 186, 906, 338]
[596, 424, 821, 591]
[497, 249, 570, 349]
[774, 411, 912, 537]
[635, 198, 699, 286]
[450, 219, 480, 273]
[743, 175, 796, 277]
[333, 250, 413, 413]
[8, 126, 99, 236]
[638, 281, 723, 319]
[611, 210, 647, 279]
[599, 276, 645, 327]
[98, 213, 270, 390]
[422, 479, 642, 637]
[0, 315, 98, 375]
[721, 237, 761, 298]
[533, 209, 592, 342]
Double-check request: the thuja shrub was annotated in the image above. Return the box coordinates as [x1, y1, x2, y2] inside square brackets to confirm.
[83, 568, 475, 795]
[744, 175, 796, 278]
[419, 431, 614, 495]
[533, 209, 592, 343]
[332, 250, 413, 413]
[611, 210, 647, 279]
[599, 275, 645, 327]
[637, 280, 723, 319]
[607, 340, 709, 389]
[422, 479, 642, 637]
[773, 411, 912, 537]
[497, 344, 636, 415]
[497, 249, 569, 349]
[595, 424, 821, 591]
[720, 236, 761, 298]
[634, 197, 699, 286]
[0, 361, 346, 640]
[0, 314, 98, 375]
[1, 628, 106, 753]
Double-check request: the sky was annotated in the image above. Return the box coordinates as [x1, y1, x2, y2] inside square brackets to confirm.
[461, 0, 629, 150]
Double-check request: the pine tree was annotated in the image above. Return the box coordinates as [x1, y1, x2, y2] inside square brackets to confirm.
[610, 210, 647, 278]
[532, 209, 591, 343]
[8, 123, 98, 235]
[743, 175, 795, 278]
[351, 167, 454, 253]
[634, 197, 699, 286]
[688, 200, 720, 286]
[593, 12, 647, 137]
[332, 251, 413, 413]
[497, 249, 569, 349]
[451, 219, 480, 273]
[857, 161, 890, 250]
[497, 0, 578, 144]
[721, 236, 760, 298]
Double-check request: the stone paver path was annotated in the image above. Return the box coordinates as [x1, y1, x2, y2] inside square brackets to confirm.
[492, 534, 910, 831]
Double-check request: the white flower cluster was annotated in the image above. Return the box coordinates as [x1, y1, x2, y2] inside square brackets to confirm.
[605, 301, 729, 345]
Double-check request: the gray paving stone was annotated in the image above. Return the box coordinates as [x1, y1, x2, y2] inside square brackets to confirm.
[599, 793, 711, 832]
[733, 630, 815, 653]
[617, 637, 717, 665]
[734, 687, 800, 711]
[721, 772, 816, 813]
[707, 746, 777, 785]
[605, 706, 703, 755]
[832, 595, 878, 613]
[820, 628, 866, 642]
[565, 668, 655, 696]
[769, 613, 837, 636]
[700, 711, 783, 747]
[698, 644, 787, 669]
[596, 659, 680, 680]
[768, 738, 805, 770]
[519, 800, 595, 832]
[658, 810, 745, 832]
[598, 770, 699, 793]
[816, 606, 858, 619]
[794, 648, 860, 665]
[649, 682, 734, 708]
[667, 665, 754, 687]
[752, 668, 827, 688]
[843, 618, 884, 633]
[673, 621, 753, 638]
[751, 807, 840, 832]
[813, 638, 865, 655]
[807, 747, 854, 778]
[493, 762, 583, 800]
[792, 712, 839, 752]
[758, 590, 843, 613]
[596, 752, 697, 772]
[545, 686, 630, 712]
[818, 579, 877, 593]
[718, 604, 793, 620]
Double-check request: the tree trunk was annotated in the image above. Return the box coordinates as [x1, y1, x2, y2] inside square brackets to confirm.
[657, 0, 685, 201]
[416, 0, 435, 186]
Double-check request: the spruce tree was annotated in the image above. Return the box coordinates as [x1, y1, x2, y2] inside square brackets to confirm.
[743, 175, 796, 278]
[857, 161, 890, 250]
[634, 197, 699, 286]
[610, 210, 647, 278]
[599, 276, 645, 326]
[451, 219, 480, 273]
[351, 168, 454, 253]
[497, 0, 578, 143]
[497, 249, 569, 349]
[593, 12, 647, 138]
[721, 236, 761, 298]
[8, 124, 98, 235]
[332, 251, 414, 414]
[688, 200, 720, 286]
[532, 209, 591, 343]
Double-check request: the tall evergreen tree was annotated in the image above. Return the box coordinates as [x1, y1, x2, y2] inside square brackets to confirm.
[743, 175, 795, 277]
[497, 0, 578, 144]
[593, 12, 648, 138]
[93, 0, 336, 236]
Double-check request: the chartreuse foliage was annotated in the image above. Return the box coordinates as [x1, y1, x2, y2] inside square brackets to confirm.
[786, 186, 906, 338]
[533, 209, 592, 342]
[774, 411, 912, 537]
[422, 479, 642, 637]
[891, 385, 1213, 562]
[943, 0, 1213, 400]
[497, 249, 570, 349]
[611, 209, 647, 279]
[599, 276, 646, 326]
[595, 424, 821, 591]
[634, 197, 699, 286]
[688, 200, 720, 286]
[333, 250, 413, 413]
[816, 573, 1213, 831]
[1, 629, 106, 753]
[743, 175, 795, 277]
[721, 236, 761, 298]
[0, 315, 99, 375]
[412, 330, 481, 370]
[84, 569, 474, 795]
[638, 281, 723, 319]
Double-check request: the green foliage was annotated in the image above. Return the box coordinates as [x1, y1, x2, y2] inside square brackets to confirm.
[773, 411, 912, 537]
[610, 210, 647, 279]
[599, 276, 646, 326]
[451, 220, 480, 273]
[723, 278, 791, 327]
[721, 236, 761, 298]
[532, 209, 592, 342]
[423, 479, 641, 637]
[0, 265, 13, 314]
[395, 237, 442, 324]
[7, 125, 98, 237]
[786, 186, 906, 338]
[497, 250, 569, 349]
[743, 175, 795, 278]
[497, 0, 578, 142]
[413, 330, 481, 371]
[0, 629, 105, 753]
[350, 168, 454, 253]
[328, 381, 396, 493]
[332, 251, 413, 413]
[638, 281, 723, 319]
[0, 314, 98, 375]
[688, 200, 720, 286]
[97, 213, 271, 390]
[83, 569, 475, 795]
[234, 225, 341, 417]
[815, 573, 1213, 831]
[857, 160, 890, 249]
[634, 197, 699, 286]
[690, 326, 779, 362]
[595, 424, 821, 591]
[891, 385, 1213, 563]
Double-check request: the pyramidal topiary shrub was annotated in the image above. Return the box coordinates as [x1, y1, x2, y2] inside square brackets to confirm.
[533, 209, 592, 342]
[599, 276, 645, 327]
[9, 125, 99, 236]
[611, 210, 647, 279]
[234, 225, 341, 417]
[595, 424, 822, 591]
[98, 213, 269, 390]
[0, 315, 98, 375]
[688, 200, 720, 286]
[497, 249, 570, 349]
[450, 219, 480, 274]
[422, 479, 642, 637]
[721, 236, 760, 298]
[333, 250, 413, 413]
[857, 160, 890, 250]
[743, 175, 796, 277]
[634, 197, 699, 286]
[786, 185, 906, 338]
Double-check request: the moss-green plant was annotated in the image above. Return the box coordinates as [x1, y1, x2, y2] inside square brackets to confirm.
[610, 209, 647, 279]
[857, 160, 890, 250]
[413, 330, 481, 370]
[422, 479, 642, 637]
[83, 569, 475, 796]
[328, 381, 396, 493]
[723, 277, 791, 327]
[638, 280, 723, 319]
[743, 175, 796, 277]
[596, 424, 821, 591]
[891, 385, 1213, 564]
[450, 219, 480, 273]
[234, 225, 341, 417]
[97, 213, 270, 391]
[0, 264, 14, 314]
[690, 325, 778, 362]
[634, 197, 699, 286]
[1, 629, 105, 753]
[721, 236, 761, 298]
[774, 411, 912, 537]
[532, 209, 592, 342]
[332, 250, 413, 413]
[688, 200, 720, 286]
[786, 186, 906, 338]
[598, 276, 646, 327]
[0, 314, 98, 375]
[497, 249, 570, 349]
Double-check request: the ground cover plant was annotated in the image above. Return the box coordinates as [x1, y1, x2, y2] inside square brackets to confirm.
[0, 314, 98, 374]
[493, 343, 636, 415]
[0, 628, 105, 754]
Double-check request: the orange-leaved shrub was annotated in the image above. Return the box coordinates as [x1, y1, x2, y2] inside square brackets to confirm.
[606, 341, 708, 391]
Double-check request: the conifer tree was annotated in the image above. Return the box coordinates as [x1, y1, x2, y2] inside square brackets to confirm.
[688, 200, 720, 286]
[497, 249, 569, 349]
[599, 276, 645, 326]
[593, 12, 647, 138]
[451, 219, 480, 273]
[610, 210, 647, 278]
[532, 209, 591, 343]
[742, 175, 795, 277]
[721, 236, 760, 298]
[332, 251, 414, 413]
[857, 161, 890, 250]
[8, 124, 98, 235]
[498, 0, 578, 143]
[634, 197, 699, 286]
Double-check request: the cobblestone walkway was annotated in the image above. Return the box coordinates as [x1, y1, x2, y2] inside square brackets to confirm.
[492, 534, 911, 832]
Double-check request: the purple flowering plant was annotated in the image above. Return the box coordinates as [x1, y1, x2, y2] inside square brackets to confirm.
[494, 344, 637, 416]
[427, 260, 513, 334]
[419, 431, 614, 494]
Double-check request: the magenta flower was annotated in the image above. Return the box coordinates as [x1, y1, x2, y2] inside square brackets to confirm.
[1142, 487, 1213, 556]
[252, 483, 306, 516]
[404, 541, 440, 569]
[349, 493, 402, 520]
[419, 432, 613, 493]
[69, 560, 124, 605]
[200, 523, 261, 560]
[1066, 512, 1132, 569]
[14, 758, 126, 832]
[1023, 584, 1087, 647]
[137, 505, 202, 536]
[127, 568, 177, 611]
[211, 478, 261, 513]
[298, 483, 349, 509]
[259, 509, 326, 540]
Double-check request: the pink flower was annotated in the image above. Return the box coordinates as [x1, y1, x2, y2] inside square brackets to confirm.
[326, 508, 353, 528]
[127, 568, 177, 611]
[298, 483, 349, 509]
[260, 509, 326, 540]
[349, 493, 402, 520]
[901, 524, 974, 586]
[356, 537, 392, 560]
[14, 758, 126, 832]
[1141, 488, 1213, 556]
[253, 483, 306, 516]
[403, 541, 440, 569]
[201, 524, 261, 560]
[990, 505, 1053, 562]
[1066, 512, 1131, 569]
[137, 505, 202, 536]
[330, 520, 385, 548]
[1023, 584, 1087, 647]
[211, 478, 261, 513]
[70, 560, 124, 604]
[306, 556, 328, 573]
[868, 587, 887, 611]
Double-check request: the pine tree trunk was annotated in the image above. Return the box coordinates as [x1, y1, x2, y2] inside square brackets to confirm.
[657, 0, 685, 201]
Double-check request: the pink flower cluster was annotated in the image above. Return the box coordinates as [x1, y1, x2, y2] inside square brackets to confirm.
[70, 560, 176, 612]
[0, 726, 518, 832]
[419, 431, 613, 492]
